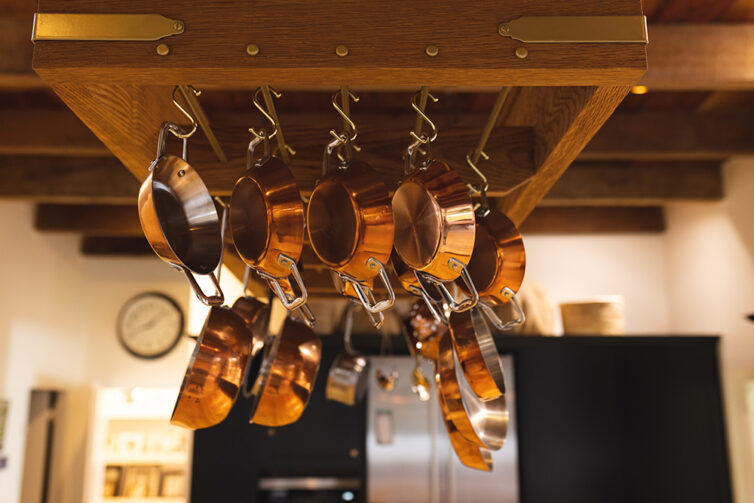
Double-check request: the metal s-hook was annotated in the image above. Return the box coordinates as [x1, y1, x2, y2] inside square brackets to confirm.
[170, 85, 200, 139]
[466, 152, 490, 213]
[249, 86, 280, 141]
[331, 88, 360, 144]
[409, 88, 439, 145]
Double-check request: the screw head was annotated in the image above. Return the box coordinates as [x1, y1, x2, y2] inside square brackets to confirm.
[498, 23, 511, 36]
[177, 169, 185, 177]
[425, 44, 439, 57]
[515, 46, 528, 59]
[335, 45, 349, 57]
[156, 43, 170, 56]
[246, 43, 260, 56]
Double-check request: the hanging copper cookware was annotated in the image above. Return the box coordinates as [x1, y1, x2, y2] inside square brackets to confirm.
[138, 114, 224, 306]
[307, 90, 395, 326]
[247, 302, 322, 427]
[449, 307, 507, 400]
[231, 265, 272, 357]
[391, 91, 478, 313]
[170, 305, 253, 430]
[436, 330, 508, 450]
[460, 207, 526, 331]
[442, 413, 493, 471]
[231, 88, 313, 321]
[326, 303, 370, 405]
[403, 299, 447, 361]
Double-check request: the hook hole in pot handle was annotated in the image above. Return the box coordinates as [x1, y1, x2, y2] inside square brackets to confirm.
[181, 267, 224, 306]
[477, 288, 526, 331]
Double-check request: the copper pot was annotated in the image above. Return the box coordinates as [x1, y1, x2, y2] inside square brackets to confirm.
[138, 122, 223, 305]
[247, 315, 322, 427]
[436, 330, 508, 450]
[170, 306, 253, 430]
[392, 250, 448, 326]
[307, 145, 395, 322]
[231, 136, 311, 314]
[442, 414, 493, 471]
[461, 208, 526, 331]
[449, 307, 507, 400]
[403, 299, 447, 361]
[392, 160, 477, 312]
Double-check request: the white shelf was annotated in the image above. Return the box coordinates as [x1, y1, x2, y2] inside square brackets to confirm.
[104, 453, 188, 466]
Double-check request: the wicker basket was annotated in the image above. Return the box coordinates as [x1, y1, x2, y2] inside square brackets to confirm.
[560, 296, 625, 335]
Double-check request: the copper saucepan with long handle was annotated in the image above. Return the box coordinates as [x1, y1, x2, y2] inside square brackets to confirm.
[138, 117, 224, 306]
[391, 92, 478, 313]
[307, 90, 395, 327]
[231, 89, 313, 324]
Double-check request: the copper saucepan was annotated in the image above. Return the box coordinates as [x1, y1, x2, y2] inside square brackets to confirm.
[461, 207, 526, 331]
[403, 299, 447, 361]
[170, 305, 253, 429]
[436, 330, 508, 450]
[231, 91, 312, 320]
[138, 120, 223, 306]
[307, 91, 395, 326]
[247, 303, 322, 427]
[326, 303, 370, 405]
[391, 249, 447, 326]
[392, 95, 478, 313]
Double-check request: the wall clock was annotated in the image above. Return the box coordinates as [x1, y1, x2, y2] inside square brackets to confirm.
[116, 292, 184, 359]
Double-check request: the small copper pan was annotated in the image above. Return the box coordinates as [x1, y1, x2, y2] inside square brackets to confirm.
[461, 208, 526, 331]
[436, 330, 508, 450]
[247, 308, 322, 427]
[307, 92, 395, 325]
[392, 158, 478, 313]
[231, 118, 311, 316]
[403, 299, 447, 361]
[170, 305, 252, 430]
[138, 121, 223, 306]
[443, 414, 493, 471]
[449, 307, 507, 400]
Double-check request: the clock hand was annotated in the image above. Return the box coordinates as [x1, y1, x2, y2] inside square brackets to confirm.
[134, 314, 163, 332]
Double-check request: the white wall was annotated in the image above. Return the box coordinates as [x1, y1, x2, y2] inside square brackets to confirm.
[0, 202, 192, 503]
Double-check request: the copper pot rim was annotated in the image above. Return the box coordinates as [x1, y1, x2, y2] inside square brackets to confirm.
[306, 176, 362, 268]
[230, 159, 305, 273]
[142, 155, 223, 274]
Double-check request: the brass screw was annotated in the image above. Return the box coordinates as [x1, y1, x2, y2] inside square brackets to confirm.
[246, 43, 260, 56]
[267, 428, 276, 437]
[425, 44, 439, 57]
[515, 46, 528, 59]
[335, 45, 349, 57]
[498, 23, 511, 36]
[173, 21, 183, 31]
[450, 261, 460, 272]
[156, 43, 170, 56]
[349, 448, 359, 458]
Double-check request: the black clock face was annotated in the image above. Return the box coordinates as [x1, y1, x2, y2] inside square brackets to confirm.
[117, 293, 184, 359]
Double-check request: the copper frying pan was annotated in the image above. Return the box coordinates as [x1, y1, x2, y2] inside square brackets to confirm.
[247, 305, 322, 427]
[170, 305, 253, 429]
[436, 330, 508, 450]
[138, 121, 223, 306]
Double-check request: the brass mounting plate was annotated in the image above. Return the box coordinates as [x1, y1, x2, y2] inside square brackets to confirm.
[499, 15, 648, 43]
[32, 13, 184, 41]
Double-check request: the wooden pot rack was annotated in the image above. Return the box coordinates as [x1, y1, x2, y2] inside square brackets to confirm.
[31, 0, 647, 294]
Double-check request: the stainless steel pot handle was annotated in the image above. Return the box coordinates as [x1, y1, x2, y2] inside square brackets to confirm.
[154, 121, 193, 162]
[477, 289, 526, 332]
[408, 284, 449, 326]
[343, 258, 396, 314]
[417, 259, 479, 313]
[259, 254, 309, 311]
[343, 303, 356, 355]
[181, 267, 224, 306]
[294, 303, 316, 328]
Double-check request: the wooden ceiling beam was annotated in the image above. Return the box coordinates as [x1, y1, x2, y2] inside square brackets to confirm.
[542, 161, 723, 205]
[581, 110, 754, 160]
[640, 24, 754, 90]
[518, 206, 666, 233]
[0, 156, 138, 204]
[0, 108, 107, 156]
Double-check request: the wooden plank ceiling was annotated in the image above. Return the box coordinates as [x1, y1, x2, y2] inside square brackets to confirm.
[0, 0, 752, 297]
